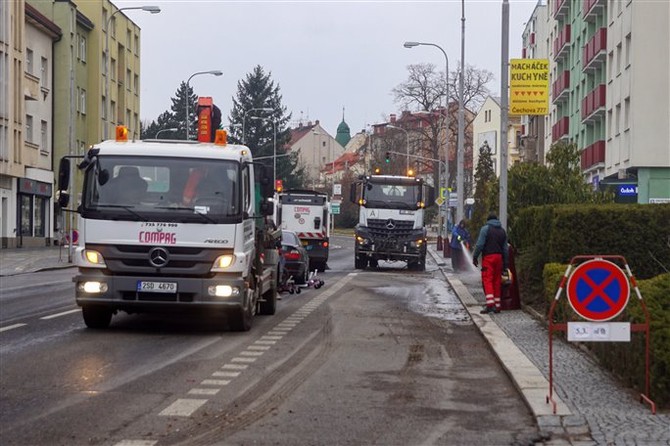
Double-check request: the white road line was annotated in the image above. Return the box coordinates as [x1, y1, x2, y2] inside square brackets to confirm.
[188, 388, 220, 395]
[272, 327, 292, 332]
[222, 363, 248, 370]
[247, 345, 271, 351]
[114, 440, 158, 446]
[201, 379, 231, 386]
[40, 309, 80, 320]
[254, 340, 276, 345]
[213, 371, 240, 378]
[159, 398, 207, 417]
[260, 335, 283, 340]
[266, 331, 285, 336]
[0, 323, 27, 333]
[231, 357, 257, 363]
[239, 350, 264, 356]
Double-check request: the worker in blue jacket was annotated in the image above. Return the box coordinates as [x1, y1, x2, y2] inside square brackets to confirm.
[450, 219, 472, 272]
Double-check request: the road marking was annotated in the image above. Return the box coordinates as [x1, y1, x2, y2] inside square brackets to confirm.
[231, 356, 257, 363]
[40, 309, 80, 320]
[114, 441, 158, 446]
[201, 379, 231, 386]
[254, 340, 276, 345]
[213, 371, 240, 378]
[0, 323, 27, 333]
[260, 335, 283, 340]
[222, 363, 248, 370]
[188, 388, 220, 395]
[248, 345, 271, 351]
[239, 350, 264, 356]
[159, 399, 207, 417]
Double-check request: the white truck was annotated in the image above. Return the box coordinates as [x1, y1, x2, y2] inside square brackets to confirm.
[350, 174, 435, 271]
[274, 189, 330, 271]
[56, 126, 280, 331]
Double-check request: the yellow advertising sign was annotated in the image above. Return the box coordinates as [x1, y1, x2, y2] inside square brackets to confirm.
[509, 59, 549, 116]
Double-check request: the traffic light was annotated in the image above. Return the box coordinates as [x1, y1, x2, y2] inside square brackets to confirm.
[385, 152, 391, 163]
[275, 179, 283, 192]
[374, 167, 381, 174]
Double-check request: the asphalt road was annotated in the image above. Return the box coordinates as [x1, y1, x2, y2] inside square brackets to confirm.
[0, 235, 540, 445]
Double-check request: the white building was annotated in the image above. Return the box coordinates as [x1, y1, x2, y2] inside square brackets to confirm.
[472, 96, 522, 178]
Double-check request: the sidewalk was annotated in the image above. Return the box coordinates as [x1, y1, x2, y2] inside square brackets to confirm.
[427, 245, 669, 446]
[0, 245, 75, 277]
[1, 243, 667, 445]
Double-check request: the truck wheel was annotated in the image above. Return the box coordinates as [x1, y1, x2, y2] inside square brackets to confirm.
[369, 258, 378, 268]
[354, 257, 366, 269]
[82, 306, 112, 329]
[232, 288, 255, 331]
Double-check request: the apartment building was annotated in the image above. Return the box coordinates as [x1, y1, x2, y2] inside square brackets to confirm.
[546, 0, 670, 203]
[0, 1, 61, 248]
[287, 120, 345, 187]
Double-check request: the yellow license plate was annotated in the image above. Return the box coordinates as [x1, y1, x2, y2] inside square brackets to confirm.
[301, 240, 309, 246]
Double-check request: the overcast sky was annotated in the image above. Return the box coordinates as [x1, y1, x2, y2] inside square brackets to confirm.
[117, 0, 539, 137]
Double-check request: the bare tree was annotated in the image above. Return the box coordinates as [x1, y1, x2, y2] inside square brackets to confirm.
[392, 63, 494, 196]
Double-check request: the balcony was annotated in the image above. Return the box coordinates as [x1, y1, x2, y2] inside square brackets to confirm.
[583, 28, 607, 72]
[552, 70, 570, 103]
[24, 72, 40, 101]
[553, 24, 571, 60]
[581, 140, 606, 170]
[581, 84, 606, 122]
[552, 116, 570, 142]
[583, 0, 605, 22]
[552, 0, 569, 19]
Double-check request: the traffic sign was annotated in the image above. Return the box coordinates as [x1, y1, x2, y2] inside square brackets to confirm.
[566, 259, 630, 322]
[331, 203, 340, 214]
[435, 197, 445, 206]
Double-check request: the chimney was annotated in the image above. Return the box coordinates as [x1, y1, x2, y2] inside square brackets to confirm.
[390, 114, 396, 124]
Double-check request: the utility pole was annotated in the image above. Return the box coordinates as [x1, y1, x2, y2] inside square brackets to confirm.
[500, 0, 510, 230]
[456, 0, 466, 223]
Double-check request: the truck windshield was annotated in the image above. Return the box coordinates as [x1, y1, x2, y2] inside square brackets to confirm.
[363, 182, 421, 209]
[81, 156, 239, 223]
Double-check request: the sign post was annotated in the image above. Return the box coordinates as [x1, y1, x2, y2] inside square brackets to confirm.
[547, 255, 656, 414]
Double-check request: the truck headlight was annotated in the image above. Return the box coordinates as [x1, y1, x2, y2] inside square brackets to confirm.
[211, 254, 235, 271]
[356, 236, 370, 245]
[77, 281, 108, 294]
[82, 249, 106, 267]
[208, 285, 240, 297]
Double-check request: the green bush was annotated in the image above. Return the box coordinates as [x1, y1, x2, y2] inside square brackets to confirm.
[542, 266, 670, 409]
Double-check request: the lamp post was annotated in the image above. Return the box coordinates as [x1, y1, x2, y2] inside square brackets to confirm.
[250, 116, 277, 187]
[386, 124, 410, 172]
[242, 107, 274, 144]
[155, 127, 178, 138]
[105, 5, 160, 140]
[404, 41, 450, 234]
[185, 70, 223, 140]
[457, 0, 466, 223]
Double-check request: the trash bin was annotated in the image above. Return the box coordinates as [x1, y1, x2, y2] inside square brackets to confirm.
[501, 243, 520, 310]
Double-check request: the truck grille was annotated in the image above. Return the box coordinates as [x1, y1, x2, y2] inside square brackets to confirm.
[87, 244, 225, 277]
[367, 219, 415, 240]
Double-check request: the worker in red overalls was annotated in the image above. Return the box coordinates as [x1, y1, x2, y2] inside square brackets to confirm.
[472, 213, 509, 314]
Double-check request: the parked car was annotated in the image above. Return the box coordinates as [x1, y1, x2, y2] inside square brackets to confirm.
[280, 230, 310, 284]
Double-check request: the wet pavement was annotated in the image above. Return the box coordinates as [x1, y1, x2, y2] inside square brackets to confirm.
[1, 242, 668, 446]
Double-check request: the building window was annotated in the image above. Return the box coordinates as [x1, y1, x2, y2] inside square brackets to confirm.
[40, 57, 48, 88]
[34, 196, 46, 237]
[607, 109, 613, 139]
[624, 97, 630, 131]
[25, 115, 33, 143]
[103, 51, 107, 76]
[101, 96, 106, 119]
[134, 74, 139, 93]
[615, 104, 621, 135]
[26, 48, 33, 74]
[134, 34, 139, 54]
[127, 29, 131, 48]
[126, 68, 131, 90]
[608, 51, 614, 81]
[111, 100, 116, 123]
[111, 17, 116, 39]
[79, 35, 87, 62]
[111, 58, 116, 81]
[126, 109, 131, 126]
[616, 43, 622, 76]
[80, 89, 86, 115]
[102, 8, 108, 32]
[20, 195, 32, 236]
[625, 33, 631, 68]
[41, 120, 47, 152]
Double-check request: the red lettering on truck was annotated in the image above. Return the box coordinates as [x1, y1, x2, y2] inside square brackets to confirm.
[295, 206, 311, 214]
[138, 231, 177, 244]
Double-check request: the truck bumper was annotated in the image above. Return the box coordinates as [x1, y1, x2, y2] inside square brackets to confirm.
[73, 270, 247, 313]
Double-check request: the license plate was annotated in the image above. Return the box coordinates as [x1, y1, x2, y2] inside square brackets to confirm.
[305, 245, 313, 251]
[137, 281, 177, 293]
[301, 240, 309, 246]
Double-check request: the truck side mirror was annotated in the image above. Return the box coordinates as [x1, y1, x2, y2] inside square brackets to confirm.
[253, 164, 274, 199]
[349, 183, 358, 203]
[58, 158, 70, 191]
[56, 190, 70, 208]
[314, 216, 321, 230]
[426, 186, 435, 206]
[260, 199, 274, 216]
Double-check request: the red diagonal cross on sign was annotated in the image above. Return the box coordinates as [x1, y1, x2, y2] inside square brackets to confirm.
[566, 259, 630, 322]
[580, 273, 616, 308]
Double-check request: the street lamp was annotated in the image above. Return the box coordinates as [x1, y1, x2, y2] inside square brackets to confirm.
[155, 127, 178, 138]
[404, 40, 451, 232]
[185, 70, 223, 140]
[386, 124, 410, 171]
[242, 107, 274, 144]
[105, 5, 161, 140]
[250, 116, 277, 187]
